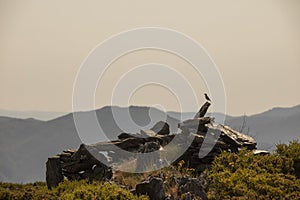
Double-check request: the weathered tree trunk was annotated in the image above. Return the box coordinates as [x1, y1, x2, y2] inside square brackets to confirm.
[194, 102, 211, 118]
[46, 156, 63, 189]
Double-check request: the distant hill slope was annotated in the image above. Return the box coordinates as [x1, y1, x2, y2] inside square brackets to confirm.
[225, 105, 300, 151]
[0, 109, 66, 121]
[0, 105, 299, 183]
[0, 106, 179, 183]
[168, 105, 300, 151]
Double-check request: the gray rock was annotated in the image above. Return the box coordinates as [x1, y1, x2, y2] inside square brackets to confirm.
[140, 129, 157, 137]
[253, 149, 270, 155]
[136, 177, 165, 200]
[151, 121, 170, 135]
[199, 172, 208, 192]
[136, 142, 161, 172]
[178, 117, 211, 133]
[142, 141, 160, 153]
[178, 177, 207, 200]
[117, 132, 135, 140]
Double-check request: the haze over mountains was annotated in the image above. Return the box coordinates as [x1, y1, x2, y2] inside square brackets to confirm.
[0, 110, 66, 121]
[0, 105, 299, 183]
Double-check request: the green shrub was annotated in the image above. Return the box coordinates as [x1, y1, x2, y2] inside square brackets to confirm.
[207, 141, 300, 199]
[0, 180, 148, 200]
[2, 141, 300, 200]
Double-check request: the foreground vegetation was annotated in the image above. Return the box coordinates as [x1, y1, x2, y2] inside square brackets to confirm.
[0, 181, 148, 200]
[1, 141, 299, 199]
[207, 141, 300, 199]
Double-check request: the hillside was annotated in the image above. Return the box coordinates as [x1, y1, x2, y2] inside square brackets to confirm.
[225, 105, 300, 151]
[0, 110, 66, 121]
[0, 106, 179, 183]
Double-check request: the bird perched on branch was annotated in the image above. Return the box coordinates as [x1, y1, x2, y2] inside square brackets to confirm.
[204, 93, 211, 102]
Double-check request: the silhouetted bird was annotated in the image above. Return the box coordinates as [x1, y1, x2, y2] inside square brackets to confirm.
[204, 93, 211, 102]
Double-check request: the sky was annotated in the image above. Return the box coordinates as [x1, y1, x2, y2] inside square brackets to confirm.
[0, 0, 299, 116]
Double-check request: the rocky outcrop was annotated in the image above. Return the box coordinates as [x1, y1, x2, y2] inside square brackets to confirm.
[46, 101, 257, 190]
[46, 145, 112, 189]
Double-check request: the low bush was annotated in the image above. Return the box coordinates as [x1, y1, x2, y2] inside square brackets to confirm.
[1, 141, 299, 199]
[0, 180, 148, 200]
[207, 141, 300, 199]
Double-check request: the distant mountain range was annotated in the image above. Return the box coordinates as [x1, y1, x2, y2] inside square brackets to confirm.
[225, 105, 300, 150]
[0, 105, 299, 183]
[0, 109, 66, 121]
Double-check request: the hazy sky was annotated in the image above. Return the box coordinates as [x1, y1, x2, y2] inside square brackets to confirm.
[0, 0, 299, 116]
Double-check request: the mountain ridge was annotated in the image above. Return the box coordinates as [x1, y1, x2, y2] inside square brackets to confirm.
[2, 104, 300, 121]
[0, 104, 299, 183]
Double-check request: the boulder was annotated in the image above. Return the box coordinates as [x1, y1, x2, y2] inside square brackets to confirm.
[46, 156, 63, 189]
[253, 149, 270, 155]
[178, 176, 207, 200]
[118, 132, 135, 140]
[151, 121, 170, 135]
[136, 142, 161, 172]
[142, 141, 160, 153]
[178, 117, 211, 133]
[140, 129, 157, 137]
[136, 177, 165, 200]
